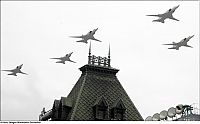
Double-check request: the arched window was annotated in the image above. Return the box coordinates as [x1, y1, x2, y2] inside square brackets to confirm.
[93, 96, 108, 120]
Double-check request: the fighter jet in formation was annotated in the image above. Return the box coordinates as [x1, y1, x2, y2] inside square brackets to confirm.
[146, 5, 180, 23]
[70, 28, 102, 43]
[50, 52, 76, 64]
[2, 64, 28, 76]
[163, 35, 194, 50]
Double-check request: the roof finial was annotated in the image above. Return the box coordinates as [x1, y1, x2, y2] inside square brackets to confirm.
[108, 43, 111, 67]
[88, 41, 91, 64]
[89, 41, 91, 55]
[108, 43, 110, 58]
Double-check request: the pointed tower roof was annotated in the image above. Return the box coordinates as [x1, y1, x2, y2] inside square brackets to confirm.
[40, 44, 143, 121]
[64, 63, 143, 120]
[62, 45, 143, 120]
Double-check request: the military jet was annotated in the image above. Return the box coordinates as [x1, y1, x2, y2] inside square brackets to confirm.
[2, 64, 28, 76]
[50, 52, 76, 64]
[70, 28, 102, 43]
[146, 5, 180, 23]
[163, 35, 194, 50]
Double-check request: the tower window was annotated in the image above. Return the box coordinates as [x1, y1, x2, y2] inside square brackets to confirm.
[116, 107, 124, 120]
[97, 106, 107, 120]
[111, 99, 126, 120]
[93, 96, 108, 120]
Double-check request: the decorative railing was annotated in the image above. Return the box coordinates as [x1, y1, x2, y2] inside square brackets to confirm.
[39, 109, 53, 121]
[88, 55, 110, 67]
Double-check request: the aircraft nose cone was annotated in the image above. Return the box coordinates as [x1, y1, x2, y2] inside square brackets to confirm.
[175, 5, 180, 9]
[189, 35, 194, 39]
[19, 64, 23, 68]
[173, 5, 180, 11]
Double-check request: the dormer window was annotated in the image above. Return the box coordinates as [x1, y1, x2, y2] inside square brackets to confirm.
[93, 96, 108, 120]
[111, 99, 126, 120]
[59, 97, 72, 120]
[51, 97, 72, 121]
[96, 102, 107, 120]
[51, 100, 60, 121]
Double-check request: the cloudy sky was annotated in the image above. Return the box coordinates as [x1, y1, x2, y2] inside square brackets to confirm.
[1, 1, 199, 120]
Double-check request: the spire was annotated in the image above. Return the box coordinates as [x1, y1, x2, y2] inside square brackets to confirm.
[108, 43, 110, 59]
[89, 41, 91, 55]
[87, 42, 111, 67]
[88, 41, 91, 64]
[108, 43, 111, 67]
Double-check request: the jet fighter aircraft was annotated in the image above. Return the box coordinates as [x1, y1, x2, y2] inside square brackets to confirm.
[2, 64, 28, 76]
[163, 35, 194, 50]
[70, 28, 102, 43]
[50, 52, 76, 64]
[146, 5, 180, 23]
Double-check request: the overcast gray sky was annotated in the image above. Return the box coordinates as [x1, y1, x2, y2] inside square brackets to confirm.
[1, 1, 199, 120]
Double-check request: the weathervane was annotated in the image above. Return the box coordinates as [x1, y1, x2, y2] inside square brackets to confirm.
[88, 42, 111, 67]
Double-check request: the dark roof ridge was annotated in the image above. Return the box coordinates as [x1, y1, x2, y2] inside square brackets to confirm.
[70, 72, 88, 120]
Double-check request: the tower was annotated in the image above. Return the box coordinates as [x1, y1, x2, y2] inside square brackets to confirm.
[39, 43, 143, 121]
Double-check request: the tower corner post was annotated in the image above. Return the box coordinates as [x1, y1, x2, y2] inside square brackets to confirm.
[108, 43, 111, 67]
[88, 41, 92, 64]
